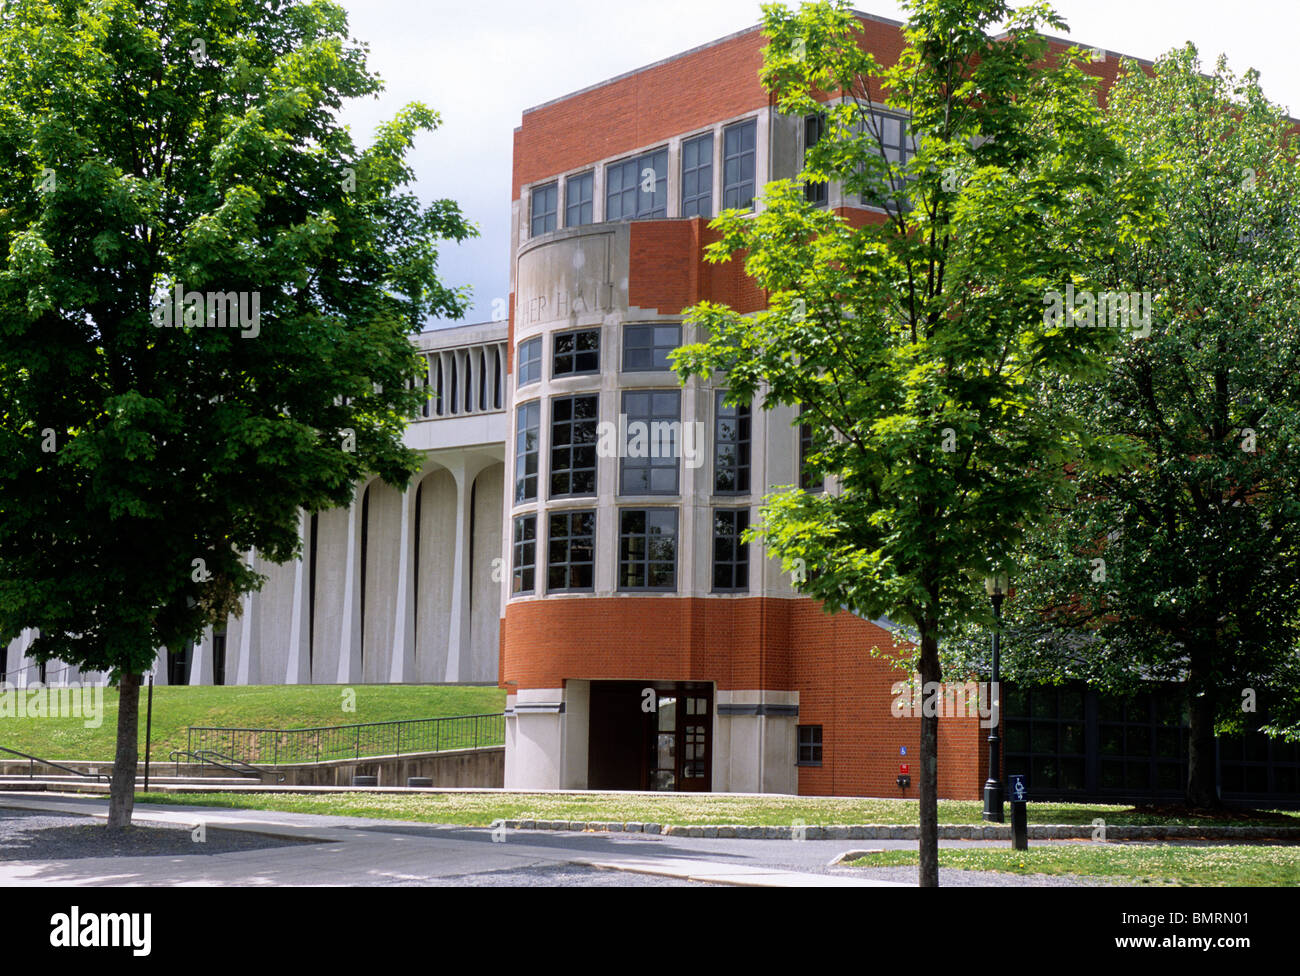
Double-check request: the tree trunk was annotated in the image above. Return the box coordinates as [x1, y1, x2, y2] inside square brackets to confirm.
[107, 671, 141, 829]
[1186, 684, 1220, 810]
[918, 625, 941, 888]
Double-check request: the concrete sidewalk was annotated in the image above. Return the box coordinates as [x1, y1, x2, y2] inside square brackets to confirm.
[0, 793, 910, 887]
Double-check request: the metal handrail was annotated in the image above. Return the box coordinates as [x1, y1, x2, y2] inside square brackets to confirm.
[168, 749, 263, 780]
[186, 712, 506, 766]
[0, 746, 104, 782]
[196, 750, 283, 783]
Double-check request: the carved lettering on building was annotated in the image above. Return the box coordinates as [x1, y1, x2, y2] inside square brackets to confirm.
[516, 235, 616, 326]
[519, 283, 611, 325]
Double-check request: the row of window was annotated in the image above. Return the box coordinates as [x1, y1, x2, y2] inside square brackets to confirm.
[511, 508, 750, 595]
[516, 324, 681, 385]
[514, 391, 751, 502]
[526, 106, 920, 239]
[528, 118, 758, 237]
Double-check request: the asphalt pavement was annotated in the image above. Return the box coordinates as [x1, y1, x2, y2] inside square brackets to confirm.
[0, 793, 1114, 887]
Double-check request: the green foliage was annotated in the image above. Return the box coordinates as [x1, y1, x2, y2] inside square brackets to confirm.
[0, 0, 475, 676]
[673, 0, 1154, 649]
[950, 45, 1300, 742]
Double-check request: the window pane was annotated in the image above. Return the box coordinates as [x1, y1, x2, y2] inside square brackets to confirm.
[714, 392, 751, 493]
[712, 508, 749, 592]
[606, 148, 668, 221]
[682, 133, 713, 218]
[565, 171, 593, 227]
[722, 119, 756, 211]
[512, 515, 536, 594]
[860, 109, 917, 213]
[620, 508, 677, 590]
[550, 395, 598, 497]
[517, 337, 541, 386]
[804, 113, 827, 206]
[622, 324, 681, 372]
[546, 510, 595, 591]
[553, 328, 601, 376]
[621, 389, 680, 494]
[514, 401, 539, 502]
[530, 182, 557, 237]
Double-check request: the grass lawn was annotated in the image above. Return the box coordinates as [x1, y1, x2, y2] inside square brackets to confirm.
[135, 791, 1300, 829]
[846, 845, 1300, 886]
[0, 684, 505, 761]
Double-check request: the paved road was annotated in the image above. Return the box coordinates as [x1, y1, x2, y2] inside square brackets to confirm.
[0, 793, 1111, 887]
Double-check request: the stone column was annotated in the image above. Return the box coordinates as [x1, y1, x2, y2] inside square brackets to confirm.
[235, 549, 255, 686]
[445, 459, 488, 683]
[284, 509, 312, 684]
[335, 487, 364, 684]
[189, 626, 212, 686]
[388, 484, 418, 682]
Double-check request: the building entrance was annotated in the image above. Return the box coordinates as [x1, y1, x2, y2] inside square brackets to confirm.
[587, 681, 712, 791]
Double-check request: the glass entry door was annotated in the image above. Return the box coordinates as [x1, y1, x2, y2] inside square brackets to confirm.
[648, 683, 712, 792]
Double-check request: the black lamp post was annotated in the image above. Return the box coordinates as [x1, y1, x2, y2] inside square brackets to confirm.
[982, 573, 1009, 823]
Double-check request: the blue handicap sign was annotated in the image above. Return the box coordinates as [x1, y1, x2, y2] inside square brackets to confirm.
[1008, 774, 1028, 802]
[900, 746, 907, 756]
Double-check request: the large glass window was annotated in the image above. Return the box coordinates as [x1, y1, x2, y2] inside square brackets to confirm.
[517, 336, 542, 387]
[549, 394, 598, 497]
[860, 109, 917, 213]
[714, 393, 751, 493]
[547, 510, 595, 591]
[804, 113, 827, 206]
[565, 170, 594, 227]
[552, 328, 600, 376]
[623, 324, 681, 372]
[1004, 685, 1089, 794]
[620, 390, 681, 495]
[681, 132, 713, 218]
[712, 508, 750, 592]
[723, 119, 757, 211]
[619, 508, 678, 590]
[514, 401, 540, 502]
[606, 148, 668, 221]
[530, 181, 558, 237]
[512, 515, 536, 595]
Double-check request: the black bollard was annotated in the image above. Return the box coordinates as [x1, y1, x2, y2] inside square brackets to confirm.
[1011, 800, 1028, 850]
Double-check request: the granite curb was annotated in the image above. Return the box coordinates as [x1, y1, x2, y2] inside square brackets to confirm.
[491, 820, 1300, 842]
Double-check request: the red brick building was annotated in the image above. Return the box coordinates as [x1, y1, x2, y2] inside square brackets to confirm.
[500, 10, 996, 798]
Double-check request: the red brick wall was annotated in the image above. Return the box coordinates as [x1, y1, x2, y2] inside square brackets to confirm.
[626, 220, 768, 317]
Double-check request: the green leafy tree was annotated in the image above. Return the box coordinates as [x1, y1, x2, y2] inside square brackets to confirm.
[672, 0, 1153, 886]
[950, 46, 1300, 807]
[0, 0, 473, 827]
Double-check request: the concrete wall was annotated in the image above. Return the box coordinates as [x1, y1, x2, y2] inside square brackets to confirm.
[275, 746, 504, 788]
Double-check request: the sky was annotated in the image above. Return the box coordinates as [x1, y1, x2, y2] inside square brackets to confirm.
[333, 0, 1300, 328]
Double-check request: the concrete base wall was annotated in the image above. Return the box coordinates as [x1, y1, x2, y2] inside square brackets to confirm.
[276, 747, 503, 788]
